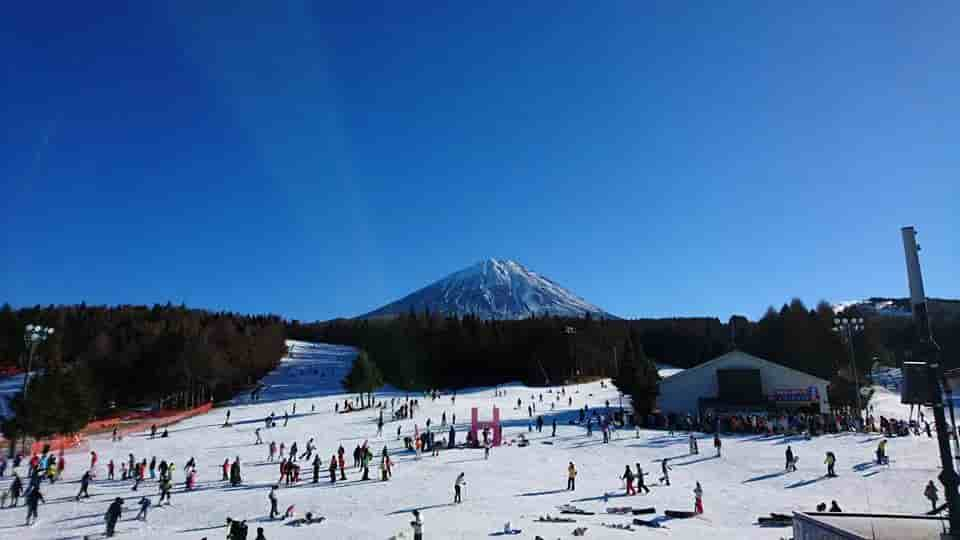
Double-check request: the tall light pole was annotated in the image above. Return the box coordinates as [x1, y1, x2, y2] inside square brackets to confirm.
[832, 316, 864, 429]
[22, 324, 55, 396]
[901, 226, 960, 537]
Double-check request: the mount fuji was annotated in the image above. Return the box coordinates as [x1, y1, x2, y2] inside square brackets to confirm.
[360, 258, 614, 320]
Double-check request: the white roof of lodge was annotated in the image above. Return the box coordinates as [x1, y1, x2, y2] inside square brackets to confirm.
[658, 350, 830, 387]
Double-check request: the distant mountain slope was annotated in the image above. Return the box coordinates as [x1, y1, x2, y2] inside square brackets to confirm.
[833, 297, 960, 320]
[360, 258, 614, 320]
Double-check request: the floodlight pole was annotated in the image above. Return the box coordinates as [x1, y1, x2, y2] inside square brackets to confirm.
[901, 226, 960, 537]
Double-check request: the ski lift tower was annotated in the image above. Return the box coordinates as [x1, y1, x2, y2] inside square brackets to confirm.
[901, 226, 960, 539]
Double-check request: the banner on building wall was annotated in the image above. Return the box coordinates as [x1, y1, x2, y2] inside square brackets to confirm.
[771, 386, 820, 403]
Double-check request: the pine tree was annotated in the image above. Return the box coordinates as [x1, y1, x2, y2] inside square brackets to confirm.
[342, 350, 384, 407]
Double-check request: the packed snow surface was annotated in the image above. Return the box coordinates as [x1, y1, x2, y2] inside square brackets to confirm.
[0, 340, 945, 539]
[361, 258, 612, 319]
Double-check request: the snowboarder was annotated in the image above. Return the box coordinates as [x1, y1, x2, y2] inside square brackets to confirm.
[410, 509, 424, 540]
[255, 527, 267, 540]
[694, 481, 704, 514]
[713, 433, 722, 456]
[659, 458, 672, 486]
[312, 455, 320, 483]
[785, 446, 796, 472]
[158, 476, 172, 505]
[829, 500, 842, 512]
[224, 409, 231, 427]
[268, 485, 279, 519]
[552, 419, 557, 437]
[135, 496, 151, 521]
[635, 463, 650, 494]
[76, 470, 92, 500]
[567, 462, 577, 491]
[222, 459, 230, 481]
[689, 433, 698, 455]
[925, 480, 939, 511]
[105, 497, 123, 537]
[876, 439, 888, 465]
[328, 456, 338, 483]
[454, 472, 466, 503]
[824, 452, 837, 477]
[622, 465, 635, 496]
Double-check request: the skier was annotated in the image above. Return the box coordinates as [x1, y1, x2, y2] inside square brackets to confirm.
[105, 497, 123, 537]
[925, 480, 939, 511]
[135, 496, 151, 521]
[90, 450, 98, 471]
[785, 446, 796, 472]
[328, 456, 338, 483]
[693, 481, 704, 514]
[224, 409, 231, 427]
[410, 509, 424, 540]
[268, 485, 279, 520]
[552, 419, 557, 437]
[108, 459, 115, 480]
[76, 469, 93, 500]
[659, 458, 672, 486]
[312, 455, 320, 483]
[454, 472, 466, 503]
[824, 451, 837, 478]
[567, 462, 577, 491]
[268, 441, 276, 462]
[689, 433, 698, 455]
[255, 527, 267, 540]
[829, 500, 842, 512]
[713, 433, 722, 457]
[622, 465, 636, 496]
[635, 463, 650, 494]
[24, 484, 44, 525]
[255, 428, 263, 445]
[222, 459, 230, 481]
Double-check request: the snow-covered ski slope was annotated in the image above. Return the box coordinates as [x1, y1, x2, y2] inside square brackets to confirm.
[0, 340, 945, 539]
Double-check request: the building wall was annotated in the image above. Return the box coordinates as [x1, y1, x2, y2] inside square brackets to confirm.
[657, 351, 831, 415]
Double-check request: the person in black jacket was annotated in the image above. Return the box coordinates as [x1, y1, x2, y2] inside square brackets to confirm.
[9, 473, 23, 506]
[76, 470, 93, 500]
[105, 497, 123, 537]
[312, 455, 320, 484]
[25, 484, 45, 525]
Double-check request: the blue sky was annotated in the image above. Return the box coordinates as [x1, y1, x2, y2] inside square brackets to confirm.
[1, 2, 957, 322]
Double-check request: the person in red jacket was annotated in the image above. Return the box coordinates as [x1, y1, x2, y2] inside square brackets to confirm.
[90, 451, 98, 471]
[222, 459, 230, 481]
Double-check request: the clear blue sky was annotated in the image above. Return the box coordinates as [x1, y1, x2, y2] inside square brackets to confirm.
[2, 2, 957, 322]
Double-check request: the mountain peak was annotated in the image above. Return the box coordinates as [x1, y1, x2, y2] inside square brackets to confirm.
[360, 259, 613, 320]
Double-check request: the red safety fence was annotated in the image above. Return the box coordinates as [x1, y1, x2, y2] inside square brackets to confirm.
[4, 401, 214, 456]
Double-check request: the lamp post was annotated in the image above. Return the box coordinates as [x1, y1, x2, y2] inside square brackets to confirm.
[833, 317, 864, 429]
[22, 324, 55, 396]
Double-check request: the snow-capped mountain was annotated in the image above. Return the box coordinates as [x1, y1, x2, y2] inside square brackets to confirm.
[360, 258, 614, 320]
[833, 297, 960, 320]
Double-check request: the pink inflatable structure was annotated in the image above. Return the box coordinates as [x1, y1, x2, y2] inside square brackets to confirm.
[470, 406, 502, 446]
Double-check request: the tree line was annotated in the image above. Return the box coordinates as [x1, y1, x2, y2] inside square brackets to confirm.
[0, 303, 286, 443]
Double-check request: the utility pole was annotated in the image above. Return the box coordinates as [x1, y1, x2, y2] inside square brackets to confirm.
[901, 226, 959, 537]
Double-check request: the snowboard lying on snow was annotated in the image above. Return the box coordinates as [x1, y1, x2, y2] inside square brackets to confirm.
[537, 515, 576, 523]
[664, 509, 697, 518]
[558, 504, 595, 515]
